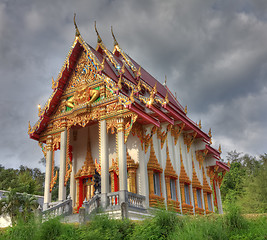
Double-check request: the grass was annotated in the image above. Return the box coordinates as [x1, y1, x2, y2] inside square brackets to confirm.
[0, 206, 266, 240]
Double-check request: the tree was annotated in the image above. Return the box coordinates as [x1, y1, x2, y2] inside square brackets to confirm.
[0, 189, 38, 225]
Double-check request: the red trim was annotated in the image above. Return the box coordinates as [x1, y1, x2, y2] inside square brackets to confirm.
[216, 161, 230, 172]
[148, 105, 174, 125]
[29, 42, 83, 140]
[78, 178, 83, 209]
[127, 104, 160, 127]
[164, 105, 210, 141]
[205, 145, 220, 159]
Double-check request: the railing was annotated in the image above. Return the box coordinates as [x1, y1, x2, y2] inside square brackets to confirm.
[42, 198, 72, 218]
[83, 194, 100, 215]
[107, 192, 120, 207]
[127, 192, 146, 209]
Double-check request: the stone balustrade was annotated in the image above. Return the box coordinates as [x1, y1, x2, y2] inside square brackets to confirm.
[42, 198, 72, 218]
[127, 192, 146, 209]
[82, 194, 100, 215]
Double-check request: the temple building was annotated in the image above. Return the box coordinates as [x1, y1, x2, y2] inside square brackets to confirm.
[28, 18, 229, 218]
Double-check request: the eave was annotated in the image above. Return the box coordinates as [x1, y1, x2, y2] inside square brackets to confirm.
[29, 38, 84, 140]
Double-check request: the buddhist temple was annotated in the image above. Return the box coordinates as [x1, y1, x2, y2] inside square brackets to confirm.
[28, 17, 229, 219]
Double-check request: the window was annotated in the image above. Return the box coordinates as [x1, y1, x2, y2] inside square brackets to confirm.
[170, 179, 177, 200]
[153, 172, 161, 196]
[207, 193, 212, 211]
[196, 189, 202, 208]
[184, 183, 190, 204]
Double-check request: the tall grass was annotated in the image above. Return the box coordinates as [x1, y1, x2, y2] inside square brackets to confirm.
[0, 205, 266, 240]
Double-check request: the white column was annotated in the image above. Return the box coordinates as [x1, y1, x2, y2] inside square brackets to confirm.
[139, 145, 149, 208]
[216, 182, 223, 214]
[43, 135, 52, 210]
[190, 184, 195, 214]
[201, 188, 206, 215]
[117, 118, 127, 203]
[100, 120, 109, 207]
[70, 158, 76, 207]
[58, 128, 67, 201]
[176, 179, 182, 214]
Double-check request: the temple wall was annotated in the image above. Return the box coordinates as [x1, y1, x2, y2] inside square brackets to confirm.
[89, 125, 99, 163]
[75, 127, 88, 173]
[108, 132, 116, 165]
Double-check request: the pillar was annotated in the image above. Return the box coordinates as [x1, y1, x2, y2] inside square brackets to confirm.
[43, 135, 53, 210]
[100, 120, 109, 207]
[70, 158, 76, 207]
[215, 182, 223, 214]
[58, 128, 67, 201]
[117, 118, 127, 203]
[190, 184, 195, 214]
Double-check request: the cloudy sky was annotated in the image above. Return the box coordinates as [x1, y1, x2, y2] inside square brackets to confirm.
[0, 0, 266, 170]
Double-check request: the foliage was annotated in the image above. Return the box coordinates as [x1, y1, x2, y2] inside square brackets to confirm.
[0, 209, 266, 240]
[0, 165, 44, 196]
[220, 151, 267, 214]
[0, 189, 38, 225]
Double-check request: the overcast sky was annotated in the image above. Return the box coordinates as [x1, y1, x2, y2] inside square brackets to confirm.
[0, 0, 266, 170]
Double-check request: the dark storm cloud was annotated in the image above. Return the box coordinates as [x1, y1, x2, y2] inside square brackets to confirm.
[0, 0, 266, 169]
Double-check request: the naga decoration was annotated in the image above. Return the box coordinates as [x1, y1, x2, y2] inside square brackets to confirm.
[50, 151, 58, 192]
[195, 149, 208, 169]
[64, 128, 72, 185]
[157, 124, 172, 149]
[183, 131, 197, 152]
[38, 142, 47, 158]
[124, 114, 138, 143]
[171, 123, 185, 145]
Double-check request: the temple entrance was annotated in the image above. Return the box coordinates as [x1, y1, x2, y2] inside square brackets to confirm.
[83, 177, 94, 201]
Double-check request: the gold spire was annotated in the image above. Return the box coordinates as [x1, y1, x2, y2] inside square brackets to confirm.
[130, 88, 135, 102]
[165, 93, 169, 104]
[73, 13, 80, 37]
[100, 57, 105, 71]
[208, 128, 212, 144]
[199, 120, 202, 129]
[152, 82, 157, 95]
[120, 61, 125, 74]
[94, 21, 102, 43]
[111, 26, 118, 46]
[38, 104, 41, 117]
[118, 75, 122, 90]
[208, 128, 212, 137]
[136, 79, 141, 92]
[218, 144, 222, 153]
[28, 121, 31, 134]
[184, 105, 187, 114]
[164, 75, 167, 86]
[135, 66, 141, 78]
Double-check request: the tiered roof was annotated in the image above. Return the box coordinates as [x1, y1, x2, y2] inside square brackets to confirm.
[28, 17, 227, 163]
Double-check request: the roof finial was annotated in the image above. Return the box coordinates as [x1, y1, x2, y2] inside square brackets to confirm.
[94, 21, 102, 43]
[218, 144, 222, 153]
[135, 66, 141, 79]
[199, 120, 202, 129]
[111, 26, 118, 46]
[164, 75, 167, 86]
[175, 92, 177, 99]
[165, 93, 169, 104]
[73, 13, 80, 37]
[28, 121, 32, 134]
[184, 105, 187, 114]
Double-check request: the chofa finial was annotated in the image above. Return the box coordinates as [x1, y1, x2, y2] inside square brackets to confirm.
[164, 75, 167, 86]
[73, 13, 80, 37]
[111, 26, 118, 46]
[94, 21, 102, 43]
